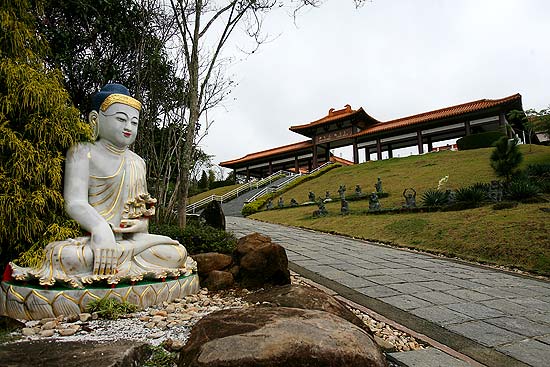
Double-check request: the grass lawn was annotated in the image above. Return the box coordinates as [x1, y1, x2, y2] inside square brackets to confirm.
[249, 145, 550, 276]
[189, 184, 241, 204]
[274, 145, 550, 208]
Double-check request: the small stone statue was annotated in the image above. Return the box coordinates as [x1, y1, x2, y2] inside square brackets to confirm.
[338, 185, 346, 199]
[489, 180, 503, 202]
[341, 199, 349, 215]
[324, 190, 332, 202]
[403, 188, 416, 208]
[312, 197, 328, 217]
[355, 184, 362, 197]
[266, 198, 273, 210]
[278, 196, 284, 208]
[375, 177, 383, 193]
[308, 191, 316, 202]
[368, 192, 381, 211]
[290, 198, 299, 207]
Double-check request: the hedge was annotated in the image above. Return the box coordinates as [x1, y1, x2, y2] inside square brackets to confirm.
[456, 130, 505, 150]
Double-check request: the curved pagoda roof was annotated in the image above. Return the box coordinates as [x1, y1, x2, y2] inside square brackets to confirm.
[351, 93, 522, 138]
[289, 104, 380, 138]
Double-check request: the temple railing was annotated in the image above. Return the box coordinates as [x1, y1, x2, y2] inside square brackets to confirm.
[244, 161, 334, 203]
[186, 170, 292, 214]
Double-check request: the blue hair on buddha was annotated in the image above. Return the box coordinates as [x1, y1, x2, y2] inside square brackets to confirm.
[91, 83, 132, 112]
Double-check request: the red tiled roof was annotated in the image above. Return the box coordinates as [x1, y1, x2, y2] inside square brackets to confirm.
[330, 155, 354, 166]
[353, 93, 522, 137]
[220, 140, 312, 167]
[289, 104, 379, 132]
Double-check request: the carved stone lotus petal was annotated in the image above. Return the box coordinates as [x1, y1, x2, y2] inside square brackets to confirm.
[154, 283, 169, 304]
[26, 290, 56, 320]
[52, 292, 81, 317]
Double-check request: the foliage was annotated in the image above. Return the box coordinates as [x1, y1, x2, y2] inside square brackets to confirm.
[454, 184, 488, 205]
[198, 171, 209, 190]
[0, 0, 90, 266]
[150, 222, 237, 255]
[421, 189, 450, 207]
[526, 163, 550, 193]
[144, 345, 177, 367]
[33, 0, 210, 226]
[456, 131, 505, 150]
[490, 137, 523, 181]
[506, 179, 541, 201]
[86, 297, 138, 320]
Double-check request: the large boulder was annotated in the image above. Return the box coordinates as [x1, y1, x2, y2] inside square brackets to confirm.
[193, 252, 233, 275]
[202, 270, 234, 291]
[235, 233, 290, 288]
[200, 200, 226, 230]
[0, 340, 150, 367]
[244, 284, 372, 336]
[178, 307, 387, 367]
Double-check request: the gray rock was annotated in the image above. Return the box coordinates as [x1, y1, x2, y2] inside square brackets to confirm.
[0, 316, 24, 331]
[39, 330, 55, 337]
[79, 313, 92, 322]
[0, 340, 150, 367]
[179, 307, 387, 367]
[200, 200, 226, 230]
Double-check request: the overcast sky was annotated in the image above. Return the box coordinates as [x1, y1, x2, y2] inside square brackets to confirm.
[198, 0, 550, 173]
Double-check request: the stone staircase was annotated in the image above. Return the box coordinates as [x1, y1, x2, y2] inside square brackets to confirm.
[221, 176, 292, 216]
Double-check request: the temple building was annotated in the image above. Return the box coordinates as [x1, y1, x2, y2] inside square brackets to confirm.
[220, 94, 523, 179]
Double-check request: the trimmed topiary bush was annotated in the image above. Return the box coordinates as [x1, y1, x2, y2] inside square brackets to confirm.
[456, 131, 505, 150]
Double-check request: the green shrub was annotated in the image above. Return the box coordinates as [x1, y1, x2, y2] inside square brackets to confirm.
[456, 131, 505, 150]
[526, 163, 550, 193]
[86, 298, 138, 320]
[455, 184, 488, 205]
[526, 163, 550, 178]
[150, 222, 237, 255]
[144, 345, 177, 367]
[506, 179, 541, 201]
[490, 137, 523, 181]
[421, 189, 450, 207]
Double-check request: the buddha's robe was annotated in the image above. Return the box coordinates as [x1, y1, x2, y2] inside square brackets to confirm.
[12, 143, 195, 288]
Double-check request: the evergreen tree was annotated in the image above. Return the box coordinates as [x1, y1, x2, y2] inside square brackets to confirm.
[0, 0, 90, 267]
[490, 137, 523, 182]
[198, 171, 209, 190]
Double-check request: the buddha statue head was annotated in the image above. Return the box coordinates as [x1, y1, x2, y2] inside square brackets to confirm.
[89, 83, 142, 148]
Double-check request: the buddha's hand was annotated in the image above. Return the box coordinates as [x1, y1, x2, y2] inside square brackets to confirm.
[90, 226, 119, 276]
[113, 219, 148, 234]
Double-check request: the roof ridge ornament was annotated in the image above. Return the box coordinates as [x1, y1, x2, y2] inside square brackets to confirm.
[328, 104, 353, 116]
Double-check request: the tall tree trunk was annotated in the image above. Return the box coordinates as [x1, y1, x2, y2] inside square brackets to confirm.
[177, 0, 202, 229]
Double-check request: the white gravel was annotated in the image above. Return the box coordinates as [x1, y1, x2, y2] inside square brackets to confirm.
[9, 273, 426, 353]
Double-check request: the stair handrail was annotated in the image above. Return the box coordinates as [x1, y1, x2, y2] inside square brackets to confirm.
[186, 170, 294, 214]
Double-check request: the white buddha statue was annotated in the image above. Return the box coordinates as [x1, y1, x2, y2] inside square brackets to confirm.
[12, 84, 195, 288]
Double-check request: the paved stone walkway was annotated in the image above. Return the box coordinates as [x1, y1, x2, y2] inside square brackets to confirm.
[227, 216, 550, 367]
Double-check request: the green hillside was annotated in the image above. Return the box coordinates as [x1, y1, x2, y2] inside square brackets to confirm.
[189, 184, 241, 204]
[250, 145, 550, 276]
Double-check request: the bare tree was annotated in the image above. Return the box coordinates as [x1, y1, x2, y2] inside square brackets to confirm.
[169, 0, 365, 228]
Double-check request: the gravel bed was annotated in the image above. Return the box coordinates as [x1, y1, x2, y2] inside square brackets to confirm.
[8, 273, 427, 354]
